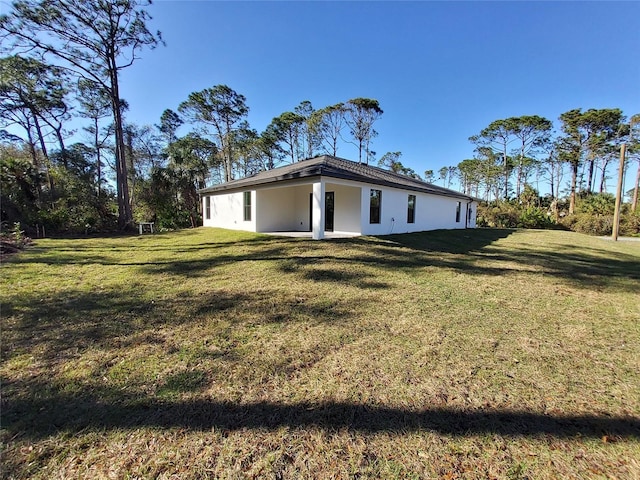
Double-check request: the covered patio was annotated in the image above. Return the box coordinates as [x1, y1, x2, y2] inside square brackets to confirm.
[255, 180, 363, 240]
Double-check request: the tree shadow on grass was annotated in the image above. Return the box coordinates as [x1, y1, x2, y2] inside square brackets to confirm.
[302, 268, 390, 289]
[6, 228, 640, 293]
[3, 228, 640, 452]
[4, 382, 639, 441]
[366, 229, 640, 291]
[11, 236, 288, 267]
[376, 228, 516, 254]
[1, 282, 358, 363]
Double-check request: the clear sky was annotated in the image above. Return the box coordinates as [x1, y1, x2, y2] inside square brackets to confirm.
[119, 1, 639, 185]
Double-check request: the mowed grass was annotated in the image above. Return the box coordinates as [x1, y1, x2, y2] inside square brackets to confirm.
[1, 227, 639, 479]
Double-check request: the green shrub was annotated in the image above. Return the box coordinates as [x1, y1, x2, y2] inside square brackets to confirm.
[477, 202, 557, 229]
[518, 206, 555, 229]
[620, 211, 640, 236]
[560, 213, 613, 236]
[38, 207, 71, 232]
[477, 195, 639, 236]
[575, 193, 615, 215]
[10, 222, 27, 248]
[559, 208, 639, 237]
[477, 203, 518, 228]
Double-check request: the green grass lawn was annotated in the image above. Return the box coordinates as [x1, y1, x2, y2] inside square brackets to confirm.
[1, 228, 639, 479]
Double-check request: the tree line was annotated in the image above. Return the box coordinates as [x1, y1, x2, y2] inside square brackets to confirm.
[432, 111, 640, 220]
[1, 0, 161, 233]
[1, 0, 638, 237]
[0, 0, 389, 233]
[173, 89, 384, 183]
[0, 0, 396, 231]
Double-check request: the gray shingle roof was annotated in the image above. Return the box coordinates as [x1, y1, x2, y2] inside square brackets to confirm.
[199, 155, 474, 200]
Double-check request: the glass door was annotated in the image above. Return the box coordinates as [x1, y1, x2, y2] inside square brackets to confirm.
[325, 191, 334, 232]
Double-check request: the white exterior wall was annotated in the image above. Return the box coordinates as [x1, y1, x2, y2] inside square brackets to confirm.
[256, 188, 297, 232]
[202, 178, 476, 237]
[359, 185, 474, 236]
[325, 182, 361, 234]
[202, 191, 256, 231]
[294, 186, 313, 231]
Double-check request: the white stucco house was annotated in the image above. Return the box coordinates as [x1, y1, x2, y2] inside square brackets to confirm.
[199, 155, 477, 240]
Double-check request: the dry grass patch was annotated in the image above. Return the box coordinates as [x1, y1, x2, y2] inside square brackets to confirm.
[1, 228, 639, 479]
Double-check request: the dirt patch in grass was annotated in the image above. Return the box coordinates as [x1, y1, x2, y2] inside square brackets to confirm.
[2, 228, 639, 478]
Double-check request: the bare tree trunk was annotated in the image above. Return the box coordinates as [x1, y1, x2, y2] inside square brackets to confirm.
[569, 162, 579, 215]
[39, 114, 67, 162]
[587, 157, 595, 192]
[503, 150, 509, 200]
[224, 121, 234, 181]
[554, 161, 563, 212]
[23, 122, 44, 203]
[31, 114, 49, 163]
[599, 158, 611, 193]
[94, 117, 102, 194]
[110, 62, 132, 229]
[24, 120, 39, 168]
[632, 160, 640, 212]
[52, 122, 66, 159]
[125, 127, 136, 215]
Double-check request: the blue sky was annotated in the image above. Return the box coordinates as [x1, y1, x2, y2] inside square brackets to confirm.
[121, 1, 639, 186]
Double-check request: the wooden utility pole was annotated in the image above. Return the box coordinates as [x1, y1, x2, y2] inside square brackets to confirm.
[612, 143, 626, 241]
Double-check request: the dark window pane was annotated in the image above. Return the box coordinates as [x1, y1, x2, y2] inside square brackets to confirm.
[407, 195, 416, 224]
[244, 191, 252, 221]
[370, 189, 381, 224]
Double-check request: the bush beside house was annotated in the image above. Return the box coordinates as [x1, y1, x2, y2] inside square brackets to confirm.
[477, 192, 640, 236]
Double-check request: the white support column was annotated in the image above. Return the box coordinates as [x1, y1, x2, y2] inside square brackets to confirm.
[312, 181, 325, 240]
[360, 186, 369, 235]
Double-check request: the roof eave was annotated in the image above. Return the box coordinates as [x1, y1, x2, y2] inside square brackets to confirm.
[199, 171, 475, 201]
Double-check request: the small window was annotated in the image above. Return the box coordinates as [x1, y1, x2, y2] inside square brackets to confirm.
[243, 191, 251, 221]
[370, 189, 381, 224]
[455, 201, 461, 223]
[205, 196, 211, 220]
[468, 207, 472, 222]
[407, 195, 416, 224]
